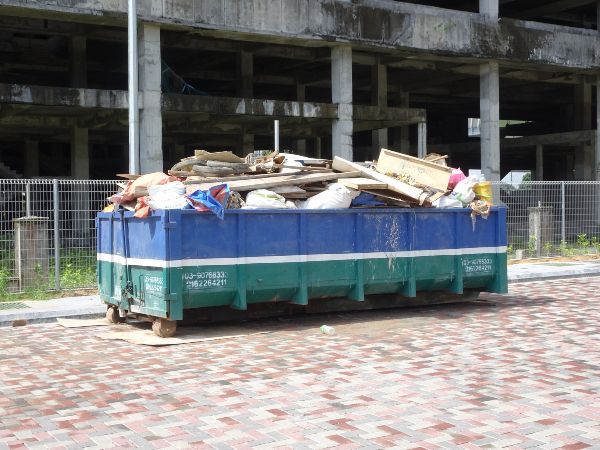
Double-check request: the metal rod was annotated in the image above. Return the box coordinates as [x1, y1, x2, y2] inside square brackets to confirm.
[128, 0, 139, 174]
[274, 120, 280, 153]
[53, 179, 61, 290]
[25, 183, 31, 217]
[561, 181, 566, 243]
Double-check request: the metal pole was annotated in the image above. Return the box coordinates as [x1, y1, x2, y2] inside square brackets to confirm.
[53, 179, 60, 290]
[561, 181, 566, 243]
[128, 0, 139, 174]
[274, 120, 280, 153]
[25, 183, 31, 217]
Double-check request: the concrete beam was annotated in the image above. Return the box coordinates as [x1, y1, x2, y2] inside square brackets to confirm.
[0, 83, 131, 109]
[162, 94, 338, 119]
[353, 106, 425, 124]
[3, 0, 599, 70]
[437, 130, 597, 154]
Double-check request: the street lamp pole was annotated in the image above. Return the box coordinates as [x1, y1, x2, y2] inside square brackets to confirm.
[127, 0, 139, 174]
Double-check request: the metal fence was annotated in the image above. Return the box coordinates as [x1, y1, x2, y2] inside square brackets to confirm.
[0, 179, 119, 294]
[1, 179, 599, 294]
[495, 181, 600, 258]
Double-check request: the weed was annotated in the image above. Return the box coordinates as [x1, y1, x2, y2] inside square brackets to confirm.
[577, 233, 590, 248]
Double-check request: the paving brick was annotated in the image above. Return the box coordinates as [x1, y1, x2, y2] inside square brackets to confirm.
[1, 278, 600, 448]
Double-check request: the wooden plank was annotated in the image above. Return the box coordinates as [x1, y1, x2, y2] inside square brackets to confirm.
[332, 157, 429, 205]
[190, 170, 362, 192]
[180, 170, 305, 183]
[376, 148, 452, 192]
[339, 177, 388, 190]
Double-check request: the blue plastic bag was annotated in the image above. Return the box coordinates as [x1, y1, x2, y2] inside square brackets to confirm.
[185, 184, 230, 220]
[351, 192, 386, 207]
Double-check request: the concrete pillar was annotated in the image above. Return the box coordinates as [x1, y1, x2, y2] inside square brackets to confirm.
[371, 58, 388, 155]
[480, 61, 501, 181]
[138, 23, 163, 173]
[574, 81, 592, 180]
[70, 127, 89, 178]
[70, 127, 90, 246]
[596, 76, 600, 180]
[315, 137, 322, 159]
[237, 51, 254, 154]
[14, 217, 49, 290]
[240, 126, 254, 155]
[70, 36, 86, 88]
[479, 0, 499, 19]
[23, 140, 39, 178]
[536, 144, 544, 181]
[417, 123, 427, 158]
[331, 46, 353, 160]
[174, 144, 186, 162]
[237, 50, 253, 98]
[296, 82, 307, 155]
[399, 92, 410, 151]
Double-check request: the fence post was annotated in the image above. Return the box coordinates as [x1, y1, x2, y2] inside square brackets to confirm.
[53, 179, 61, 290]
[25, 182, 31, 217]
[561, 181, 566, 243]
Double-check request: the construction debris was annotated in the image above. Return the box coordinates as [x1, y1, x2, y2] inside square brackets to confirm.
[104, 148, 493, 219]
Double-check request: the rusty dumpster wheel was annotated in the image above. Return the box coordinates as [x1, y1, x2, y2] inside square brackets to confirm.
[105, 306, 126, 324]
[152, 318, 177, 338]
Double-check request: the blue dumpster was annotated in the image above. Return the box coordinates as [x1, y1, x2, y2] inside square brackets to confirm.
[97, 207, 507, 336]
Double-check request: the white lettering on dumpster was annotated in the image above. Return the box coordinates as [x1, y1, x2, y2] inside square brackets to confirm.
[183, 271, 228, 290]
[462, 257, 493, 274]
[144, 276, 163, 293]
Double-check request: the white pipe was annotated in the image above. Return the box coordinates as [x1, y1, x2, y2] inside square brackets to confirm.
[274, 120, 280, 153]
[128, 0, 139, 174]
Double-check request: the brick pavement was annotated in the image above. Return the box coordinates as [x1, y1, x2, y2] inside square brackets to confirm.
[1, 278, 599, 449]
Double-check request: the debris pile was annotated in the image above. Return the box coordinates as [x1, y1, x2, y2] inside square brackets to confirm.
[103, 148, 493, 219]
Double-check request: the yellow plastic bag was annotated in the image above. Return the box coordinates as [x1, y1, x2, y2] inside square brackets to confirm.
[473, 181, 493, 204]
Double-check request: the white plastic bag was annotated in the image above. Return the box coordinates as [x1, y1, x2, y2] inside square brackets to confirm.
[301, 183, 359, 209]
[147, 181, 187, 209]
[243, 189, 289, 209]
[451, 176, 478, 206]
[432, 194, 463, 208]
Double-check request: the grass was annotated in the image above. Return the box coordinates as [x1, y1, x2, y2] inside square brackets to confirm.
[0, 248, 98, 301]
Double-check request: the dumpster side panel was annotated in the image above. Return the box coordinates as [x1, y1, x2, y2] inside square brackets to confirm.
[97, 208, 508, 317]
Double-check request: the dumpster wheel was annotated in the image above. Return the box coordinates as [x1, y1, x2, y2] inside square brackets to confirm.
[152, 318, 177, 338]
[106, 306, 126, 324]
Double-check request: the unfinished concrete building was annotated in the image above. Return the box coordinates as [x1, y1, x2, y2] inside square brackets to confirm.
[0, 0, 598, 181]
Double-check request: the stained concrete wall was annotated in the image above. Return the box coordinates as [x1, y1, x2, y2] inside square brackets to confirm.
[1, 0, 599, 70]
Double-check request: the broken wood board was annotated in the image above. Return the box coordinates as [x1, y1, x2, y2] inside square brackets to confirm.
[332, 157, 430, 205]
[376, 148, 452, 192]
[190, 171, 362, 192]
[181, 170, 307, 184]
[339, 177, 387, 190]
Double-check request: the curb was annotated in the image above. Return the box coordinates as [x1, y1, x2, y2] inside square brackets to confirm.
[0, 310, 105, 327]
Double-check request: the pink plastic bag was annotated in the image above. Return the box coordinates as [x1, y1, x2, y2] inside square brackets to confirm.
[448, 168, 466, 190]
